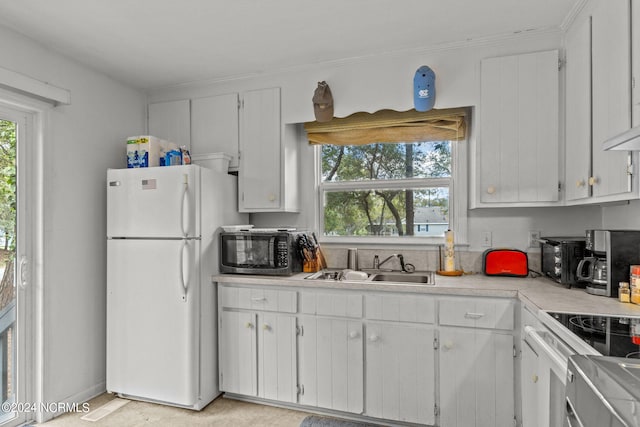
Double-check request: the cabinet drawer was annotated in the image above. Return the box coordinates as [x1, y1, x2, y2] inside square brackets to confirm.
[365, 294, 435, 324]
[220, 286, 297, 313]
[300, 291, 362, 318]
[439, 297, 514, 330]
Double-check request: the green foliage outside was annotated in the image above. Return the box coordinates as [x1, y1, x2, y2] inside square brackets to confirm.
[321, 141, 451, 237]
[0, 120, 16, 253]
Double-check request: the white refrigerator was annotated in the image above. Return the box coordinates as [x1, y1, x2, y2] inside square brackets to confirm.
[106, 164, 246, 410]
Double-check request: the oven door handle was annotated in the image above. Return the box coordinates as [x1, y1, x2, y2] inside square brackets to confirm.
[564, 398, 584, 427]
[524, 325, 569, 379]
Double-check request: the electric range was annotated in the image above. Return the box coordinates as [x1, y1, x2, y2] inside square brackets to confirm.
[547, 312, 640, 358]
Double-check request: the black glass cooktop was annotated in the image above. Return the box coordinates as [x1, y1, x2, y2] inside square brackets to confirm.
[547, 312, 640, 358]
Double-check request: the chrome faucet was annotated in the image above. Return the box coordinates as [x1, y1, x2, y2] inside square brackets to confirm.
[373, 253, 414, 272]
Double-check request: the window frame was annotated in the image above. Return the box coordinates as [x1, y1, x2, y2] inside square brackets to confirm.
[315, 138, 468, 246]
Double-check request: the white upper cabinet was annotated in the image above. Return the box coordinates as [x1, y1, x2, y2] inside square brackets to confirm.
[564, 15, 592, 201]
[477, 50, 560, 207]
[565, 0, 636, 204]
[148, 99, 191, 148]
[634, 1, 640, 127]
[191, 93, 240, 170]
[239, 87, 299, 212]
[590, 0, 632, 199]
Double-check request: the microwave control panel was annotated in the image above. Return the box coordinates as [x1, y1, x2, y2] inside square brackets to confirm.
[276, 240, 289, 267]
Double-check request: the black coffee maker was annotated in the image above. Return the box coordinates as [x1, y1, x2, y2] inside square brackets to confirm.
[578, 230, 640, 297]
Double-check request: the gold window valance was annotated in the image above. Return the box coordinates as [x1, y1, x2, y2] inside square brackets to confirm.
[304, 107, 467, 146]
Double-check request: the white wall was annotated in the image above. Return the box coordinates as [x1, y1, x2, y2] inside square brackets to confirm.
[149, 30, 604, 252]
[602, 200, 640, 229]
[0, 25, 146, 417]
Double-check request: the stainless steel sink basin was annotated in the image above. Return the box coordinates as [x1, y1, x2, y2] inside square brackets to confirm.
[305, 269, 435, 285]
[369, 273, 433, 284]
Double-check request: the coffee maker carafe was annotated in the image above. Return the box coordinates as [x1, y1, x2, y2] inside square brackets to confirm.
[579, 230, 640, 297]
[576, 256, 607, 288]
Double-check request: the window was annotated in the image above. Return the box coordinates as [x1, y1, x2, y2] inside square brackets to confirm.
[306, 107, 468, 245]
[318, 141, 453, 240]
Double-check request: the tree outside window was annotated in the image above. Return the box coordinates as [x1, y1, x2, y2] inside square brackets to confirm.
[320, 141, 451, 238]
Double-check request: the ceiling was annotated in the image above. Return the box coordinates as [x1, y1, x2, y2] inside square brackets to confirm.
[0, 0, 581, 91]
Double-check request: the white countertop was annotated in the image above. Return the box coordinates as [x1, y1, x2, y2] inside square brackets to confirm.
[213, 271, 640, 317]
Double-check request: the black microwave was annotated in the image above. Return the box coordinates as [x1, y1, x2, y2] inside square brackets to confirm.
[219, 229, 304, 276]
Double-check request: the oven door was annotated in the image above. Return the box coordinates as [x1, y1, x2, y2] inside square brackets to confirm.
[524, 325, 573, 427]
[564, 398, 583, 427]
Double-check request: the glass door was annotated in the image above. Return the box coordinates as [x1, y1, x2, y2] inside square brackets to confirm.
[0, 105, 34, 426]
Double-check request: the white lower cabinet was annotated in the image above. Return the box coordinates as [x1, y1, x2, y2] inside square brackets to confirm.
[298, 316, 363, 413]
[365, 322, 436, 425]
[218, 285, 298, 403]
[219, 310, 258, 396]
[439, 328, 515, 427]
[219, 310, 297, 402]
[438, 297, 515, 427]
[521, 337, 539, 427]
[218, 284, 517, 426]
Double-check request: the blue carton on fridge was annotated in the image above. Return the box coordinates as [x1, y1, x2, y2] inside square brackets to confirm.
[126, 136, 166, 168]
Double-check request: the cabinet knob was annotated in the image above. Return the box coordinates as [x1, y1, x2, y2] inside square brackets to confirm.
[348, 331, 360, 339]
[245, 322, 254, 329]
[443, 341, 454, 350]
[368, 334, 379, 342]
[486, 186, 496, 195]
[262, 323, 271, 331]
[588, 176, 599, 186]
[576, 179, 586, 188]
[268, 194, 276, 202]
[532, 374, 539, 383]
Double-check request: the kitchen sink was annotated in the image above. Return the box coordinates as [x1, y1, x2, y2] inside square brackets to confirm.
[369, 273, 433, 284]
[305, 269, 435, 285]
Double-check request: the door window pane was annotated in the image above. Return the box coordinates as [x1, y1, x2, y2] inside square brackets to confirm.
[0, 119, 16, 422]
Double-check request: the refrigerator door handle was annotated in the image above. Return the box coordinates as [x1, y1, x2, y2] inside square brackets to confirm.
[179, 240, 189, 302]
[180, 173, 189, 237]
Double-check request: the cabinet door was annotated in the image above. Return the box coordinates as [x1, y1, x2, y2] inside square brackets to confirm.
[258, 313, 297, 403]
[521, 339, 539, 427]
[633, 1, 640, 127]
[591, 0, 632, 198]
[298, 316, 363, 414]
[148, 99, 191, 147]
[565, 15, 592, 201]
[191, 93, 240, 169]
[239, 87, 282, 211]
[479, 50, 559, 204]
[439, 328, 514, 427]
[218, 310, 257, 396]
[366, 323, 435, 425]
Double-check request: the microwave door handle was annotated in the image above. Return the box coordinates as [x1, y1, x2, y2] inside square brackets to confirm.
[269, 237, 276, 267]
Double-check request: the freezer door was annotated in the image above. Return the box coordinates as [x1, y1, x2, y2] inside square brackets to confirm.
[107, 166, 200, 238]
[106, 238, 200, 406]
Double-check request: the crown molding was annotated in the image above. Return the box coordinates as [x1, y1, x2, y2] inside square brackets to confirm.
[559, 0, 589, 31]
